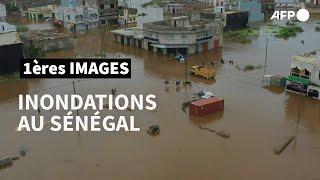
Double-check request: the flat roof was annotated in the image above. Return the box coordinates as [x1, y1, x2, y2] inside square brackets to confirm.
[111, 27, 144, 39]
[191, 97, 223, 107]
[0, 32, 21, 46]
[20, 30, 71, 41]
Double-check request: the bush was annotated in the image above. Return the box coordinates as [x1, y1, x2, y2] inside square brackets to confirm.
[275, 26, 303, 39]
[17, 26, 28, 32]
[223, 28, 258, 43]
[27, 44, 44, 58]
[243, 64, 255, 71]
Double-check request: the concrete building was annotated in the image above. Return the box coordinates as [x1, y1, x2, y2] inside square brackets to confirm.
[112, 27, 144, 48]
[0, 22, 17, 33]
[118, 7, 138, 26]
[20, 30, 74, 56]
[142, 16, 223, 55]
[290, 49, 320, 86]
[286, 49, 320, 99]
[85, 0, 119, 25]
[225, 0, 264, 22]
[54, 6, 99, 31]
[163, 0, 205, 16]
[14, 0, 60, 16]
[201, 7, 249, 31]
[26, 5, 57, 21]
[60, 0, 78, 7]
[0, 4, 6, 21]
[200, 0, 224, 7]
[238, 0, 264, 22]
[0, 32, 23, 74]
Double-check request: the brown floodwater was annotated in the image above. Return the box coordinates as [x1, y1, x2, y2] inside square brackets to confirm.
[1, 9, 320, 180]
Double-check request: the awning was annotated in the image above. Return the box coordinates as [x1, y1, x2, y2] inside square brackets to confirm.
[286, 75, 311, 86]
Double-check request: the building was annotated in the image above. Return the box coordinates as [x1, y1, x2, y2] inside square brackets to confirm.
[26, 5, 57, 21]
[60, 0, 78, 7]
[20, 30, 74, 56]
[286, 49, 320, 99]
[238, 0, 264, 22]
[0, 4, 6, 21]
[225, 0, 264, 22]
[54, 6, 99, 31]
[201, 7, 249, 31]
[118, 7, 138, 26]
[112, 27, 144, 48]
[85, 0, 119, 25]
[289, 50, 320, 86]
[0, 32, 23, 74]
[142, 16, 223, 55]
[0, 22, 17, 33]
[163, 0, 205, 17]
[200, 0, 224, 7]
[14, 0, 60, 16]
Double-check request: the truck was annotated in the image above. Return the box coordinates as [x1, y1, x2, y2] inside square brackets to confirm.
[190, 65, 216, 80]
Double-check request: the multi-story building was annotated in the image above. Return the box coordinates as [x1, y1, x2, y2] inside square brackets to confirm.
[54, 6, 99, 31]
[14, 0, 60, 15]
[286, 49, 320, 99]
[142, 16, 223, 55]
[200, 0, 224, 7]
[163, 0, 205, 17]
[85, 0, 119, 25]
[0, 4, 6, 21]
[118, 7, 138, 26]
[201, 7, 249, 31]
[26, 5, 57, 21]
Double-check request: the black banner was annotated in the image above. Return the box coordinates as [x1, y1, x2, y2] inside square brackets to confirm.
[20, 58, 131, 79]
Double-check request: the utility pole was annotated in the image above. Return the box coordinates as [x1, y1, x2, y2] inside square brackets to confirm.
[262, 38, 268, 86]
[263, 38, 268, 76]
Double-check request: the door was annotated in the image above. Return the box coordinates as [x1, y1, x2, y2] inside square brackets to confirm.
[214, 39, 219, 49]
[202, 42, 208, 51]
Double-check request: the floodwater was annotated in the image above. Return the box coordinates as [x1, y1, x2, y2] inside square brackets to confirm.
[1, 6, 320, 180]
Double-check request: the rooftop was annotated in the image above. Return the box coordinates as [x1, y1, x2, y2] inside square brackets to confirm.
[111, 27, 143, 39]
[143, 18, 221, 32]
[0, 32, 21, 46]
[20, 30, 72, 41]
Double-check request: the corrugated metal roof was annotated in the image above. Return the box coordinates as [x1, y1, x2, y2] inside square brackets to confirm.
[190, 97, 223, 106]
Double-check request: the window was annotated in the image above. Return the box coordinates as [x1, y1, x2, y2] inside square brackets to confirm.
[100, 4, 104, 9]
[318, 70, 320, 79]
[67, 15, 70, 20]
[110, 4, 114, 8]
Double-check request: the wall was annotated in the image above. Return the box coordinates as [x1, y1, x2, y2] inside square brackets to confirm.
[238, 0, 264, 22]
[0, 43, 23, 74]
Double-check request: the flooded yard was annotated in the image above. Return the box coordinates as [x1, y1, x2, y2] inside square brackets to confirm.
[1, 6, 320, 180]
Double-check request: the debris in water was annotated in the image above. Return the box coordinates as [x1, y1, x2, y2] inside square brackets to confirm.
[0, 158, 13, 168]
[20, 147, 26, 156]
[148, 125, 160, 136]
[199, 126, 230, 139]
[274, 136, 295, 155]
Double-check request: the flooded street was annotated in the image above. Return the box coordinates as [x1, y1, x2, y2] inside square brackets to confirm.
[1, 5, 320, 180]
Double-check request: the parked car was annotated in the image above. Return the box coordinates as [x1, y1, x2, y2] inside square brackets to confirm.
[286, 83, 307, 94]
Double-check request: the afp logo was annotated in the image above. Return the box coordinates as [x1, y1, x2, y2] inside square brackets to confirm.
[270, 9, 310, 22]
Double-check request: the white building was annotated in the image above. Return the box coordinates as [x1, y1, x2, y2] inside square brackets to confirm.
[0, 22, 17, 34]
[200, 0, 224, 7]
[54, 6, 99, 31]
[0, 4, 6, 22]
[290, 49, 320, 86]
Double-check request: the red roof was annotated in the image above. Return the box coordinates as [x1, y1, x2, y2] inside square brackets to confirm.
[190, 97, 223, 107]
